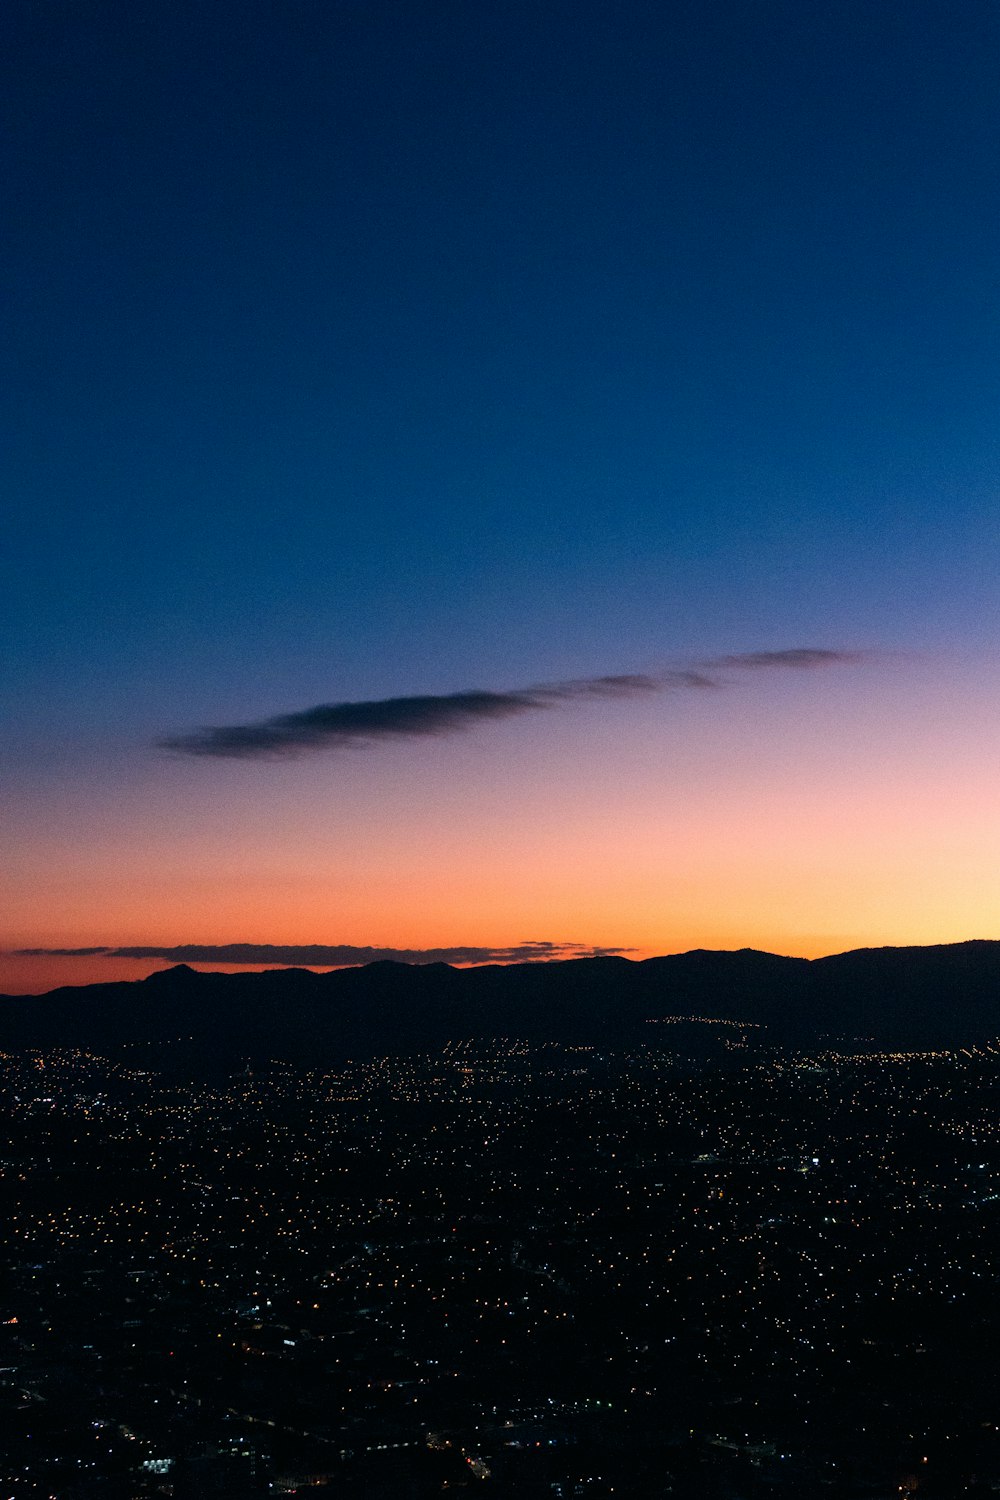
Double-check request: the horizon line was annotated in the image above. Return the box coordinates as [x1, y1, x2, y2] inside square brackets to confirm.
[5, 935, 1000, 999]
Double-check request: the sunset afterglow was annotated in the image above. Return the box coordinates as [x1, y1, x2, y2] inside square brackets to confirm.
[4, 0, 998, 994]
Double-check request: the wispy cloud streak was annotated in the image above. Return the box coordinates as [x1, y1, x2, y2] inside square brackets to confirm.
[708, 649, 866, 671]
[14, 941, 632, 967]
[157, 649, 865, 760]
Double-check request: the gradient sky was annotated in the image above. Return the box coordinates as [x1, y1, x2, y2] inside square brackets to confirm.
[3, 0, 1000, 993]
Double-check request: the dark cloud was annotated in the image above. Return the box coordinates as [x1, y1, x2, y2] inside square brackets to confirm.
[160, 691, 546, 759]
[541, 671, 716, 697]
[157, 650, 863, 760]
[14, 941, 633, 967]
[708, 649, 866, 671]
[156, 675, 701, 760]
[15, 946, 111, 957]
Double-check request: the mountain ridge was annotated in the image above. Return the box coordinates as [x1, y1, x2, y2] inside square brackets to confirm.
[3, 940, 1000, 1068]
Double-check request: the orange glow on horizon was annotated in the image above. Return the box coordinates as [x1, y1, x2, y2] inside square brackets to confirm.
[4, 662, 1000, 994]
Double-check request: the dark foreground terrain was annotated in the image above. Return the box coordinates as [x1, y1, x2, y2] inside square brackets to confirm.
[3, 1019, 1000, 1497]
[6, 940, 1000, 1067]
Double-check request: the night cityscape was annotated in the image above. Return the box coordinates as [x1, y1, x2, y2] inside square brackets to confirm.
[4, 1006, 1000, 1496]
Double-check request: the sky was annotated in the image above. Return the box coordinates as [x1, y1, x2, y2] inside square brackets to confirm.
[3, 0, 1000, 993]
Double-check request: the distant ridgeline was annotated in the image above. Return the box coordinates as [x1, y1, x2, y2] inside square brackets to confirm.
[3, 942, 1000, 1070]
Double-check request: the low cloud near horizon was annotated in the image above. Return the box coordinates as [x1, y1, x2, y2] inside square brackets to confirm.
[13, 941, 634, 967]
[158, 649, 866, 760]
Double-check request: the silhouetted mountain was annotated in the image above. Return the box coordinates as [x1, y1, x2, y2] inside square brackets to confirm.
[3, 941, 1000, 1071]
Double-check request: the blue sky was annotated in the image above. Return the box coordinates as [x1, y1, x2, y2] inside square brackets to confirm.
[3, 0, 1000, 988]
